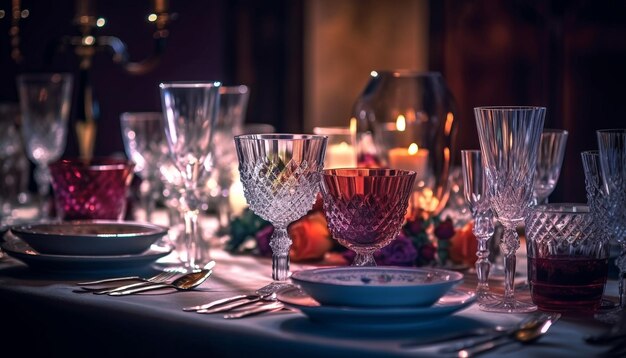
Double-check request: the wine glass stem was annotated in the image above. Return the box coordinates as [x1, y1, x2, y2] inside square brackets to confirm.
[475, 234, 491, 298]
[183, 208, 200, 270]
[353, 252, 377, 266]
[501, 225, 520, 307]
[34, 164, 51, 217]
[269, 225, 291, 281]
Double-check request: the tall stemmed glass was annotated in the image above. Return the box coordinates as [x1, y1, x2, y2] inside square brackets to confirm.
[474, 106, 545, 313]
[320, 169, 416, 266]
[120, 112, 169, 222]
[17, 73, 73, 218]
[160, 81, 221, 270]
[234, 134, 327, 281]
[596, 129, 626, 315]
[461, 150, 497, 304]
[533, 129, 568, 205]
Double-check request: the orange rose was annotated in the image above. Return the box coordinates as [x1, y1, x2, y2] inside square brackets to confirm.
[449, 221, 478, 267]
[288, 211, 333, 262]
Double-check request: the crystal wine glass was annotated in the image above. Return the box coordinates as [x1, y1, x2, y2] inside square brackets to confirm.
[120, 112, 169, 222]
[533, 129, 568, 205]
[234, 134, 327, 281]
[474, 106, 545, 313]
[17, 73, 73, 218]
[320, 168, 416, 266]
[160, 81, 221, 270]
[209, 85, 250, 232]
[596, 129, 626, 317]
[461, 150, 498, 304]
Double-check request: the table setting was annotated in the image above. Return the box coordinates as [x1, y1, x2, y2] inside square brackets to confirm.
[1, 70, 626, 358]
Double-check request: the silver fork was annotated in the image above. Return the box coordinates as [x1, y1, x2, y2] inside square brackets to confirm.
[78, 272, 179, 295]
[184, 281, 294, 312]
[78, 271, 175, 286]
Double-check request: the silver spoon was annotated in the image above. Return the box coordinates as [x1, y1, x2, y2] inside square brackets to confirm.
[444, 312, 561, 356]
[108, 269, 213, 296]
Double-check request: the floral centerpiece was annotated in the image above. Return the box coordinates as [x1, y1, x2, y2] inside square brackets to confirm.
[224, 200, 477, 267]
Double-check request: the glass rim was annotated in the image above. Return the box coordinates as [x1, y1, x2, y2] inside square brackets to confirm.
[159, 81, 221, 89]
[370, 70, 442, 78]
[219, 85, 248, 95]
[322, 168, 416, 178]
[16, 73, 73, 83]
[234, 133, 327, 141]
[50, 158, 134, 171]
[474, 106, 546, 111]
[596, 128, 626, 134]
[529, 203, 589, 214]
[581, 150, 599, 156]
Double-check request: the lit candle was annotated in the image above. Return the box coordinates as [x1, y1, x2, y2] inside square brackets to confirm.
[325, 141, 356, 169]
[388, 143, 429, 179]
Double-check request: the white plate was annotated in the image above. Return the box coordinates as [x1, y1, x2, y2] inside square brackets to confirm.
[10, 220, 168, 256]
[277, 286, 476, 329]
[290, 266, 464, 307]
[1, 235, 172, 272]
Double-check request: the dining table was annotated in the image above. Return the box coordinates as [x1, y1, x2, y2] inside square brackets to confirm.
[0, 225, 619, 358]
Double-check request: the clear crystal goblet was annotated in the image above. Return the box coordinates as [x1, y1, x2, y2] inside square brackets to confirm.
[17, 73, 73, 218]
[474, 106, 545, 313]
[160, 81, 221, 270]
[461, 150, 498, 304]
[234, 134, 327, 281]
[533, 129, 568, 205]
[320, 168, 416, 266]
[596, 129, 626, 316]
[120, 112, 169, 223]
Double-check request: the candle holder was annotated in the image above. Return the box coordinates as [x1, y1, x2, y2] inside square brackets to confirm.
[312, 126, 356, 169]
[351, 71, 458, 219]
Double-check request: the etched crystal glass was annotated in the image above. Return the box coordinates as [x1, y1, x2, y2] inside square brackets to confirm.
[582, 151, 612, 242]
[234, 134, 327, 281]
[533, 129, 568, 205]
[461, 150, 497, 304]
[17, 73, 73, 218]
[525, 204, 609, 312]
[160, 81, 221, 270]
[474, 106, 545, 313]
[320, 168, 416, 266]
[120, 112, 169, 222]
[596, 129, 626, 314]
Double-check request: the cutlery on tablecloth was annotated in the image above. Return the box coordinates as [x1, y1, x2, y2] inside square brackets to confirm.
[223, 301, 285, 319]
[439, 312, 561, 355]
[183, 281, 294, 312]
[77, 272, 175, 286]
[108, 269, 213, 296]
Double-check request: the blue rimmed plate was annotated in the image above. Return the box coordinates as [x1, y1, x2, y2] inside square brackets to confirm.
[277, 286, 476, 329]
[290, 266, 463, 308]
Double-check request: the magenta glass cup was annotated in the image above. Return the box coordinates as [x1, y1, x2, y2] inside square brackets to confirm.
[49, 158, 135, 221]
[320, 168, 416, 266]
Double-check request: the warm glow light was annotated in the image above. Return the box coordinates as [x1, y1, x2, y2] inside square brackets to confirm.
[21, 9, 29, 18]
[83, 36, 95, 45]
[148, 13, 158, 22]
[444, 112, 454, 135]
[370, 71, 379, 77]
[396, 114, 406, 131]
[408, 143, 418, 155]
[96, 17, 106, 27]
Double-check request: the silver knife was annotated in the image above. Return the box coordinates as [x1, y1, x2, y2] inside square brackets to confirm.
[223, 302, 284, 319]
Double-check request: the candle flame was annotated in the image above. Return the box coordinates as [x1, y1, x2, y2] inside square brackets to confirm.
[396, 115, 406, 132]
[408, 143, 419, 155]
[444, 112, 454, 135]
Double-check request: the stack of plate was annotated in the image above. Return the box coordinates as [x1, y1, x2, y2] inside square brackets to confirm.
[2, 221, 172, 272]
[280, 266, 475, 329]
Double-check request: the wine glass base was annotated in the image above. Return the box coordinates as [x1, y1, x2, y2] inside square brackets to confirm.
[477, 292, 503, 305]
[479, 298, 537, 313]
[594, 307, 624, 324]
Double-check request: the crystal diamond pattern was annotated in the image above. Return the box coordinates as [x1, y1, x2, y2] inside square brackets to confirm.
[239, 158, 321, 226]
